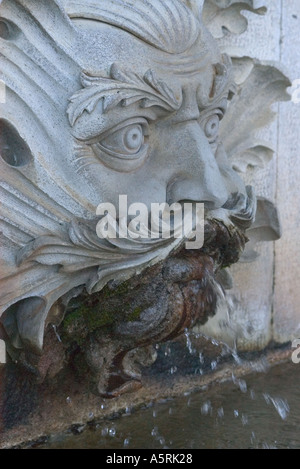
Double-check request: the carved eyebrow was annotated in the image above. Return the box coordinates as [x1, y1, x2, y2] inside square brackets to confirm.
[67, 63, 182, 126]
[197, 55, 236, 109]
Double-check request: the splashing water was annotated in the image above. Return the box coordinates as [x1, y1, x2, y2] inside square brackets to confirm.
[38, 362, 299, 449]
[51, 324, 62, 343]
[201, 401, 212, 416]
[263, 394, 290, 420]
[184, 329, 196, 355]
[211, 360, 217, 370]
[108, 427, 116, 437]
[232, 373, 248, 393]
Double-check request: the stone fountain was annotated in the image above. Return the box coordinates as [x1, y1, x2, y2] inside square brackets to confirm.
[0, 0, 291, 446]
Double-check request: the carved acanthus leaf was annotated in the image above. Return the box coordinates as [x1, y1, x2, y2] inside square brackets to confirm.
[202, 0, 267, 39]
[217, 56, 290, 255]
[241, 197, 282, 262]
[231, 141, 274, 173]
[67, 64, 182, 126]
[220, 58, 291, 171]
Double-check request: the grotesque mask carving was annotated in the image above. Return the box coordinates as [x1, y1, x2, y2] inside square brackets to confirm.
[0, 0, 258, 396]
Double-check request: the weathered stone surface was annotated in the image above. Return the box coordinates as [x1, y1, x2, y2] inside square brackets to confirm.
[273, 0, 300, 342]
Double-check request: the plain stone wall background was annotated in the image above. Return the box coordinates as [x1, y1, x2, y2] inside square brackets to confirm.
[273, 0, 300, 343]
[200, 0, 300, 349]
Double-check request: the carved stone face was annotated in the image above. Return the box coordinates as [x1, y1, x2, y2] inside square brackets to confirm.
[62, 21, 234, 212]
[0, 0, 255, 376]
[39, 17, 248, 223]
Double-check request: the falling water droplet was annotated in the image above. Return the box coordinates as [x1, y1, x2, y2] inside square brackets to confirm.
[231, 342, 242, 365]
[241, 414, 248, 426]
[52, 324, 62, 343]
[232, 373, 247, 393]
[264, 395, 290, 420]
[210, 338, 220, 347]
[262, 441, 277, 449]
[184, 329, 195, 355]
[263, 393, 271, 405]
[211, 360, 217, 370]
[124, 438, 130, 447]
[201, 401, 212, 415]
[274, 398, 290, 420]
[66, 396, 72, 404]
[238, 379, 247, 393]
[234, 409, 239, 418]
[109, 427, 116, 437]
[217, 407, 224, 418]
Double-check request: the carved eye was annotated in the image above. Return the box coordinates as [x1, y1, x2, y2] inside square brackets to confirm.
[204, 115, 220, 141]
[101, 124, 144, 155]
[200, 110, 223, 144]
[91, 118, 149, 172]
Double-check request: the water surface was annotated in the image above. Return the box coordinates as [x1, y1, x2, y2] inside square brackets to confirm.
[39, 361, 300, 449]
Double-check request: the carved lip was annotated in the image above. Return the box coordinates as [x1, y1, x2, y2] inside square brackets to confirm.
[169, 186, 255, 277]
[169, 217, 248, 282]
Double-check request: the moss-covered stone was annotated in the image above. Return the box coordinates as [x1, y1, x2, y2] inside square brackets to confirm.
[60, 277, 143, 347]
[110, 280, 131, 297]
[127, 306, 143, 322]
[62, 304, 116, 344]
[85, 307, 115, 330]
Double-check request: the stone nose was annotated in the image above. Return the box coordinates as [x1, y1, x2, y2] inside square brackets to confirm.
[166, 121, 229, 210]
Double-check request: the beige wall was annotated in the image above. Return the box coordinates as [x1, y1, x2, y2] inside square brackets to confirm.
[273, 1, 300, 342]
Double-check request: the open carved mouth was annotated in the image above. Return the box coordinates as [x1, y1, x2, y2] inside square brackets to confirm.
[156, 216, 249, 336]
[171, 216, 248, 280]
[158, 187, 256, 320]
